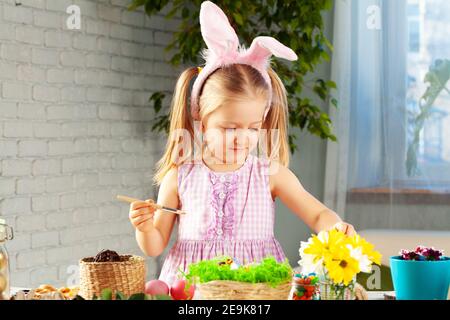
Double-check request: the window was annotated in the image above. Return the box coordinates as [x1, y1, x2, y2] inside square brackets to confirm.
[407, 1, 421, 53]
[405, 0, 450, 186]
[346, 0, 450, 191]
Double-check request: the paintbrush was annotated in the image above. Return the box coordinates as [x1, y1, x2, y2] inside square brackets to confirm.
[116, 195, 187, 215]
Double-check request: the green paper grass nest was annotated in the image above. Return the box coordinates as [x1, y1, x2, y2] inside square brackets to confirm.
[185, 256, 292, 288]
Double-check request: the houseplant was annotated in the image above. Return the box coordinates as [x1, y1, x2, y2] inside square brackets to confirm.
[390, 246, 450, 300]
[298, 229, 382, 300]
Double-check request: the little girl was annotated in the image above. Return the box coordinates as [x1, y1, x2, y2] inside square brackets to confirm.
[128, 1, 355, 286]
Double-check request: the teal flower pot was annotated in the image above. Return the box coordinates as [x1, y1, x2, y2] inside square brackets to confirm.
[390, 256, 450, 300]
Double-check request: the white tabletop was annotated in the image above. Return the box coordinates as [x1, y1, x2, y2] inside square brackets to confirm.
[367, 291, 395, 300]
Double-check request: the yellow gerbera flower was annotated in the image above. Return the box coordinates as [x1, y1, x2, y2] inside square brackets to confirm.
[325, 248, 360, 285]
[346, 234, 382, 265]
[304, 229, 347, 262]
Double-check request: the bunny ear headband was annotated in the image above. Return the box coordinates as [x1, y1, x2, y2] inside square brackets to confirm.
[190, 1, 298, 120]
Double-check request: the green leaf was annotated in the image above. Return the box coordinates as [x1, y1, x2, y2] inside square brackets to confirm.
[127, 0, 146, 11]
[182, 7, 190, 19]
[233, 13, 244, 26]
[128, 293, 147, 300]
[166, 3, 182, 19]
[101, 288, 113, 300]
[331, 98, 338, 108]
[324, 0, 334, 10]
[326, 81, 337, 89]
[115, 292, 126, 300]
[149, 91, 166, 113]
[289, 37, 298, 51]
[144, 1, 154, 16]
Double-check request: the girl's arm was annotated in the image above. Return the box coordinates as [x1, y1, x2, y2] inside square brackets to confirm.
[135, 167, 179, 256]
[269, 161, 355, 235]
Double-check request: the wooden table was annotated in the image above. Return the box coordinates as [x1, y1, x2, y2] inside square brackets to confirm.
[11, 287, 394, 300]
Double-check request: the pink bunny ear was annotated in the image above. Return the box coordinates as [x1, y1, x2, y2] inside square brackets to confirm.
[199, 1, 239, 56]
[246, 36, 298, 63]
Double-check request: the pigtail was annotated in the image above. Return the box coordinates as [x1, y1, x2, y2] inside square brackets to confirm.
[261, 67, 290, 167]
[152, 67, 199, 186]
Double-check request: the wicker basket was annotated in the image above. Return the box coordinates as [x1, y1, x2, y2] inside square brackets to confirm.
[196, 280, 291, 300]
[78, 255, 146, 300]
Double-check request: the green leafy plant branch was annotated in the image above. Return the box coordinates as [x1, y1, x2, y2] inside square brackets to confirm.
[128, 0, 338, 153]
[406, 59, 450, 176]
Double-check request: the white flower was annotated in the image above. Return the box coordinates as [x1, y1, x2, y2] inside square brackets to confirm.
[298, 253, 325, 276]
[298, 239, 313, 258]
[298, 237, 330, 276]
[317, 230, 329, 243]
[347, 245, 372, 273]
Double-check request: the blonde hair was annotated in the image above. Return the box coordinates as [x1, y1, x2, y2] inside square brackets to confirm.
[152, 64, 290, 186]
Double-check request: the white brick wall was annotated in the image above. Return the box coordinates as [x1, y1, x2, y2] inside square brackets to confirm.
[1, 0, 182, 288]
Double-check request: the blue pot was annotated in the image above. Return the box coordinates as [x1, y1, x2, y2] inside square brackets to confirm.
[390, 256, 450, 300]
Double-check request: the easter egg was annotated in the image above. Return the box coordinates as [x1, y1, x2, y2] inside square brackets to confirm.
[230, 262, 240, 270]
[170, 279, 195, 300]
[145, 280, 169, 296]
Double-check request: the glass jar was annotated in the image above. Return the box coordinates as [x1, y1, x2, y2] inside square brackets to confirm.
[318, 276, 356, 300]
[0, 218, 14, 300]
[289, 274, 320, 300]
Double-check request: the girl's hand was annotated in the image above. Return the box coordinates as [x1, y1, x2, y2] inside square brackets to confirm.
[332, 221, 356, 236]
[129, 199, 156, 233]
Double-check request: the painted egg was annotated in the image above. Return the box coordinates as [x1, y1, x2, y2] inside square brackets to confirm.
[145, 280, 170, 296]
[170, 279, 195, 300]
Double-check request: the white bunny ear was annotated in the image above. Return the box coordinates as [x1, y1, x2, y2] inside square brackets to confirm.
[246, 36, 298, 62]
[199, 1, 239, 56]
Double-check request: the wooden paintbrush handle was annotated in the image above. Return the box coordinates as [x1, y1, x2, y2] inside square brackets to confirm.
[116, 195, 186, 215]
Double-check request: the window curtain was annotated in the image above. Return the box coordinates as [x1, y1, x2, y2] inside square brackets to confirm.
[323, 0, 450, 231]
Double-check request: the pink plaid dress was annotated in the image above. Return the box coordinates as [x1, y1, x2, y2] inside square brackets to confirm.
[158, 153, 287, 285]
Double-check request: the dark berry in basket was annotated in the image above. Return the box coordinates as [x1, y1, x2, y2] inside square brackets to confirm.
[93, 249, 121, 262]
